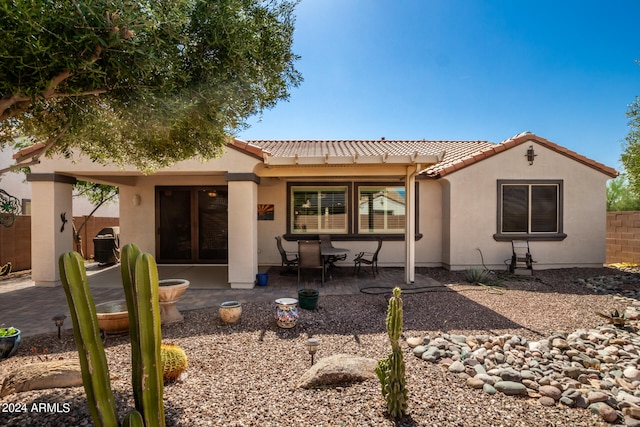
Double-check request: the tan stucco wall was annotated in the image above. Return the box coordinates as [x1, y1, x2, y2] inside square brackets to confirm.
[440, 140, 610, 270]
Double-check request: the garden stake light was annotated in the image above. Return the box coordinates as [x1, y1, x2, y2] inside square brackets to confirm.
[52, 314, 66, 339]
[306, 337, 319, 366]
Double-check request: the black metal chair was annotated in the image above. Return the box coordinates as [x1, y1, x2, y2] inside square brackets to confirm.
[319, 234, 347, 268]
[298, 240, 325, 285]
[354, 238, 383, 277]
[275, 236, 298, 274]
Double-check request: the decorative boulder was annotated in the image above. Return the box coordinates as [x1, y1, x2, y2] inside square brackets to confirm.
[297, 354, 378, 389]
[1, 360, 82, 397]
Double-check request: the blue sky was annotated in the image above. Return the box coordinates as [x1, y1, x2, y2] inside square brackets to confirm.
[238, 0, 640, 172]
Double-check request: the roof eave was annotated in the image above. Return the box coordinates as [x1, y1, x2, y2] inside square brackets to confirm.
[263, 152, 444, 167]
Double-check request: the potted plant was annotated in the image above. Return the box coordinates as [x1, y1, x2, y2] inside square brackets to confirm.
[0, 327, 21, 359]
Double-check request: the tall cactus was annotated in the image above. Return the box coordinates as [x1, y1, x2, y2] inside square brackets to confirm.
[59, 251, 120, 427]
[375, 287, 408, 418]
[133, 252, 165, 426]
[59, 246, 165, 427]
[121, 243, 143, 411]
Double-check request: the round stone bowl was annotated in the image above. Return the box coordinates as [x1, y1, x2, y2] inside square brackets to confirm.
[95, 300, 129, 334]
[219, 301, 242, 324]
[158, 279, 190, 303]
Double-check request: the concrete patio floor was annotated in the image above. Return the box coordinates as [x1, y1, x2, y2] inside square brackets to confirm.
[0, 264, 440, 338]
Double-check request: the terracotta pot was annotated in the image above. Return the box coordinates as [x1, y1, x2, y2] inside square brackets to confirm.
[219, 301, 242, 324]
[95, 300, 129, 334]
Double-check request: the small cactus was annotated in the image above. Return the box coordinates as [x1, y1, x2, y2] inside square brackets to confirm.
[375, 287, 408, 418]
[161, 343, 188, 382]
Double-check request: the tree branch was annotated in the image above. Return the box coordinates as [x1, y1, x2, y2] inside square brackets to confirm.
[0, 120, 72, 176]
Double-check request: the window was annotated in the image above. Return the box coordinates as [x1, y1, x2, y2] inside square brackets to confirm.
[496, 180, 564, 240]
[291, 186, 348, 233]
[358, 186, 406, 233]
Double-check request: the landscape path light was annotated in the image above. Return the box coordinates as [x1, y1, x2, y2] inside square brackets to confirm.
[52, 313, 66, 339]
[306, 337, 319, 366]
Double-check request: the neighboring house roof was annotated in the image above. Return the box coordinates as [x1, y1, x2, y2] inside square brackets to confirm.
[421, 131, 619, 179]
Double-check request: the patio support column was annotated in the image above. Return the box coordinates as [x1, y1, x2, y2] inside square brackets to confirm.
[226, 173, 260, 289]
[27, 173, 76, 287]
[405, 165, 419, 284]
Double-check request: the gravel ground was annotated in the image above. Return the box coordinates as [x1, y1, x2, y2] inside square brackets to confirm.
[0, 267, 636, 426]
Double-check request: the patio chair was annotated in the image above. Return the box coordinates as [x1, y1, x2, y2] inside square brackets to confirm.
[298, 240, 325, 286]
[275, 236, 298, 274]
[320, 234, 347, 268]
[509, 240, 535, 274]
[353, 238, 383, 277]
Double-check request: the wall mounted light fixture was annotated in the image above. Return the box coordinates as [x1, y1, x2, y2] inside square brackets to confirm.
[526, 145, 537, 165]
[132, 194, 141, 206]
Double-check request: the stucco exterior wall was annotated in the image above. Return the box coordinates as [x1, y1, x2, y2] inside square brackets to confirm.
[440, 141, 610, 270]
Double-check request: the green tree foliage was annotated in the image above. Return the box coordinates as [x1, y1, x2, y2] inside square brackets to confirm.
[622, 94, 640, 197]
[606, 174, 640, 211]
[0, 0, 301, 172]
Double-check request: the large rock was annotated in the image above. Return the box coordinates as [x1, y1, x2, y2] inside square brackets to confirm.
[297, 354, 378, 389]
[1, 360, 82, 397]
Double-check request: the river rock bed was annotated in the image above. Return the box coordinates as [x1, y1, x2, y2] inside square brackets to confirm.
[408, 277, 640, 427]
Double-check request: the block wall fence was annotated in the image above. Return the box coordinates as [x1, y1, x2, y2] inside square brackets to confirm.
[606, 211, 640, 264]
[0, 216, 119, 272]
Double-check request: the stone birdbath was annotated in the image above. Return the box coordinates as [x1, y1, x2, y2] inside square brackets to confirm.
[158, 279, 190, 324]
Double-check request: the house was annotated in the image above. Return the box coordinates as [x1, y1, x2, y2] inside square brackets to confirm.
[20, 131, 617, 287]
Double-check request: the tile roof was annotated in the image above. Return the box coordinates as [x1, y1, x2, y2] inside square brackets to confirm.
[421, 131, 618, 178]
[230, 134, 617, 178]
[243, 139, 455, 158]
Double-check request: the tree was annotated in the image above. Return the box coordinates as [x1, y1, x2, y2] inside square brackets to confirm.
[0, 0, 301, 172]
[622, 94, 640, 197]
[606, 174, 640, 211]
[72, 182, 119, 256]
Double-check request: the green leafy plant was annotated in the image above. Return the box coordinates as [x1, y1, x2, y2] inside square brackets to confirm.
[464, 267, 490, 285]
[375, 287, 408, 419]
[0, 327, 18, 337]
[59, 243, 165, 427]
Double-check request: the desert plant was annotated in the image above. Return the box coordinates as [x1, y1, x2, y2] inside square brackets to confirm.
[464, 267, 490, 284]
[59, 245, 165, 427]
[161, 343, 188, 382]
[375, 287, 408, 418]
[596, 309, 628, 328]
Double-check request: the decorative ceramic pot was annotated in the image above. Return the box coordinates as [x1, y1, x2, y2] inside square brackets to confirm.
[0, 328, 21, 360]
[158, 279, 190, 324]
[219, 301, 242, 324]
[95, 300, 129, 334]
[275, 298, 299, 328]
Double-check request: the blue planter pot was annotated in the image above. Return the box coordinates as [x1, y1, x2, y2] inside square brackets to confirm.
[0, 329, 21, 360]
[256, 273, 268, 286]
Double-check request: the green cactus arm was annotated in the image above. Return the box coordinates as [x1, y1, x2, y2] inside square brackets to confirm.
[135, 253, 165, 427]
[121, 243, 144, 412]
[123, 410, 144, 427]
[59, 254, 104, 427]
[59, 251, 119, 427]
